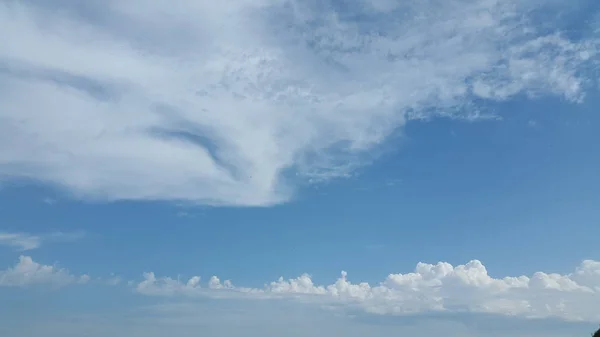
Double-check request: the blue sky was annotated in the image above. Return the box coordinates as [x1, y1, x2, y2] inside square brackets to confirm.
[1, 0, 600, 336]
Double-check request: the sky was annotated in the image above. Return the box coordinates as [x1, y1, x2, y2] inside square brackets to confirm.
[1, 0, 600, 336]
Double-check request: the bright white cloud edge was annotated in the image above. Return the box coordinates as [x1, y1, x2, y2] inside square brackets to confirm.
[133, 258, 600, 322]
[0, 255, 89, 287]
[0, 0, 598, 206]
[3, 256, 599, 322]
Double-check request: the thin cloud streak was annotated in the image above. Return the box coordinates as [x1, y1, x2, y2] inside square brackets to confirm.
[0, 232, 41, 251]
[0, 230, 84, 251]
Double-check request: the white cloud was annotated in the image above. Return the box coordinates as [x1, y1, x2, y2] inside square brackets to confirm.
[0, 231, 84, 251]
[134, 259, 600, 322]
[0, 255, 88, 287]
[106, 274, 122, 286]
[0, 232, 41, 250]
[46, 231, 86, 243]
[0, 0, 597, 206]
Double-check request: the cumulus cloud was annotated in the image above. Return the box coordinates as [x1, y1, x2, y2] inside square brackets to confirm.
[0, 231, 84, 251]
[134, 259, 600, 322]
[0, 0, 598, 206]
[0, 255, 89, 287]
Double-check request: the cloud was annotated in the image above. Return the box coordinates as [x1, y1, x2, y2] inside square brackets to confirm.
[0, 0, 598, 206]
[0, 255, 89, 287]
[42, 197, 57, 205]
[0, 232, 41, 250]
[46, 231, 86, 243]
[104, 274, 122, 286]
[6, 300, 596, 337]
[134, 259, 600, 322]
[0, 256, 597, 337]
[0, 231, 84, 251]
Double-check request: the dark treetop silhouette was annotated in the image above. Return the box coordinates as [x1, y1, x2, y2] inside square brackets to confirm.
[593, 327, 600, 337]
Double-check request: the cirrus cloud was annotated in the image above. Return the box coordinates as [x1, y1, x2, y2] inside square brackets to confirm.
[0, 232, 41, 251]
[0, 0, 598, 206]
[0, 230, 85, 251]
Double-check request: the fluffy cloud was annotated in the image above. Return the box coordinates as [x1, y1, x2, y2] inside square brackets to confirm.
[0, 231, 85, 251]
[0, 255, 89, 287]
[0, 0, 598, 206]
[134, 259, 600, 322]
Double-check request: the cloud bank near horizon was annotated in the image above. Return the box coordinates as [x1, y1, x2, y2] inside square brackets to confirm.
[0, 0, 598, 206]
[133, 258, 600, 322]
[5, 255, 597, 323]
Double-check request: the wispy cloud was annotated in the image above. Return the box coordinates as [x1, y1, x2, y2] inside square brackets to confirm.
[8, 299, 594, 337]
[46, 231, 86, 242]
[0, 0, 598, 206]
[0, 232, 41, 250]
[104, 274, 122, 286]
[0, 231, 84, 251]
[133, 259, 600, 322]
[42, 197, 57, 205]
